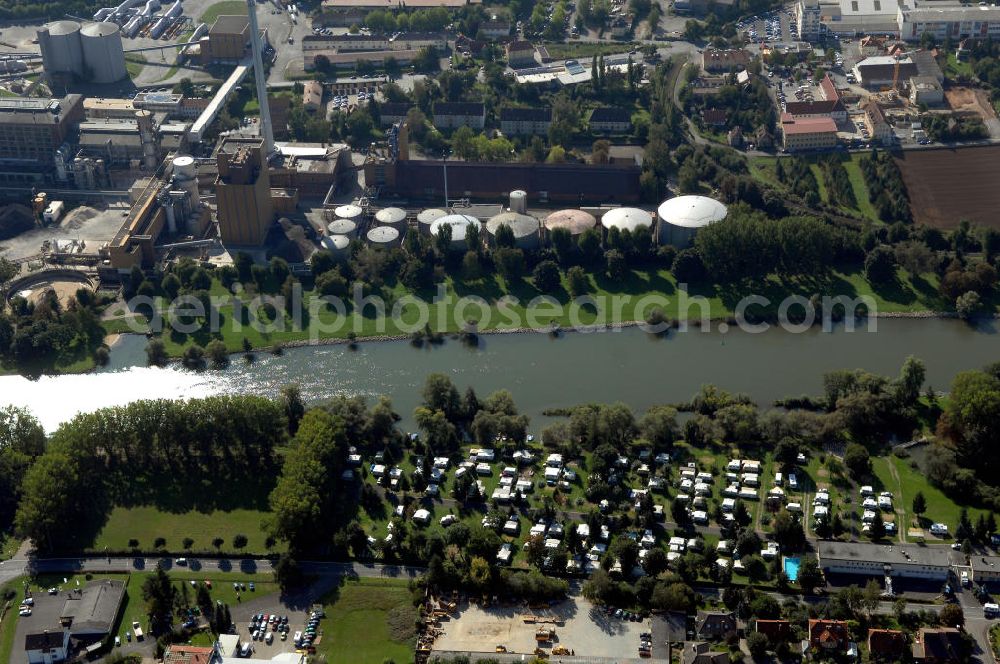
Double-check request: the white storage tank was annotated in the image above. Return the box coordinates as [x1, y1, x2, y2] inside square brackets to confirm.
[543, 209, 597, 238]
[320, 234, 351, 260]
[334, 204, 363, 221]
[509, 190, 528, 214]
[374, 207, 407, 230]
[81, 22, 127, 83]
[430, 214, 481, 251]
[327, 218, 358, 239]
[417, 208, 446, 234]
[600, 207, 653, 235]
[367, 225, 402, 248]
[656, 195, 728, 247]
[171, 154, 199, 201]
[38, 21, 83, 78]
[486, 212, 539, 251]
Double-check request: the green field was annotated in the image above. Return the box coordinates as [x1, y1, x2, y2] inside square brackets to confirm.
[315, 578, 417, 664]
[125, 54, 146, 78]
[92, 506, 279, 555]
[199, 0, 248, 24]
[749, 154, 880, 222]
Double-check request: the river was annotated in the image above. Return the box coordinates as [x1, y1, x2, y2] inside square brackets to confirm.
[0, 317, 998, 432]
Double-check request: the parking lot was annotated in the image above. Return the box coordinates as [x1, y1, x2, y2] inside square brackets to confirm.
[229, 594, 321, 660]
[432, 596, 651, 659]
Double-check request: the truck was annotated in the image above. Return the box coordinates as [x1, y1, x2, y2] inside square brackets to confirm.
[43, 200, 64, 225]
[132, 621, 144, 641]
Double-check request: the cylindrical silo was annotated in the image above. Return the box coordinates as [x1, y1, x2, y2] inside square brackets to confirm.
[172, 155, 200, 202]
[38, 21, 83, 78]
[327, 218, 358, 239]
[486, 212, 540, 251]
[430, 214, 481, 251]
[509, 190, 528, 214]
[320, 234, 351, 260]
[81, 22, 127, 83]
[656, 195, 728, 247]
[334, 204, 363, 221]
[374, 207, 407, 230]
[543, 209, 597, 239]
[417, 208, 446, 234]
[367, 225, 401, 248]
[600, 207, 653, 235]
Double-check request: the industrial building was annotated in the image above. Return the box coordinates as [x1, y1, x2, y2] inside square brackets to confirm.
[898, 3, 1000, 41]
[909, 75, 944, 105]
[852, 55, 918, 88]
[656, 195, 728, 246]
[77, 109, 164, 169]
[796, 0, 823, 38]
[215, 139, 274, 246]
[0, 96, 85, 175]
[37, 20, 127, 84]
[301, 31, 446, 70]
[200, 15, 264, 64]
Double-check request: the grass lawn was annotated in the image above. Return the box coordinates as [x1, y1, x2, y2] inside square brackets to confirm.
[872, 455, 986, 539]
[946, 53, 973, 80]
[315, 577, 417, 664]
[125, 54, 146, 78]
[0, 532, 22, 560]
[0, 577, 26, 664]
[750, 154, 879, 223]
[92, 505, 278, 555]
[199, 0, 248, 24]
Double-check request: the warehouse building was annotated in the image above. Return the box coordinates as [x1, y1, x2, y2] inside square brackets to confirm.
[852, 55, 918, 88]
[818, 541, 954, 580]
[61, 579, 127, 639]
[201, 15, 268, 64]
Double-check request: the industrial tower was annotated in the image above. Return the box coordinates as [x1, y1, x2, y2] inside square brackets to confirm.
[246, 0, 274, 155]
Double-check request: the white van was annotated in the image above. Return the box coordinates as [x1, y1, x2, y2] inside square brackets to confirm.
[787, 473, 799, 490]
[774, 472, 783, 486]
[985, 603, 999, 617]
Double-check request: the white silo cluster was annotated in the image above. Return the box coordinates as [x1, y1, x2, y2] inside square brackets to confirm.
[321, 234, 351, 261]
[327, 218, 358, 239]
[543, 209, 597, 238]
[38, 20, 127, 83]
[367, 225, 402, 248]
[486, 212, 539, 251]
[656, 195, 728, 247]
[374, 207, 407, 231]
[417, 208, 447, 234]
[600, 207, 654, 234]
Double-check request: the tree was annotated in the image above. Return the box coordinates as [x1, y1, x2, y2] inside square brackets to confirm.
[864, 245, 897, 286]
[232, 533, 248, 549]
[281, 384, 305, 435]
[772, 510, 806, 551]
[844, 443, 871, 477]
[532, 260, 561, 293]
[206, 340, 229, 369]
[796, 557, 823, 594]
[862, 578, 882, 618]
[146, 339, 168, 367]
[869, 511, 886, 541]
[747, 629, 770, 658]
[940, 603, 964, 627]
[142, 565, 177, 635]
[566, 266, 589, 297]
[494, 247, 526, 282]
[183, 537, 194, 549]
[956, 290, 982, 320]
[912, 491, 927, 518]
[606, 249, 628, 281]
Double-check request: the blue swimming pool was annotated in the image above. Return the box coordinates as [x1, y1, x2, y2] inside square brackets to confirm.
[783, 556, 801, 582]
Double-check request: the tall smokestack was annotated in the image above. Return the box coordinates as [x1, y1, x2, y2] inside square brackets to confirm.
[246, 0, 274, 155]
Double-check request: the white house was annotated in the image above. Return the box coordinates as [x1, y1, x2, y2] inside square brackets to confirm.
[25, 631, 69, 664]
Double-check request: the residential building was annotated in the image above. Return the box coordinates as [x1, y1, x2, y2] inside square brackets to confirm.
[164, 644, 215, 664]
[754, 619, 792, 641]
[25, 631, 70, 664]
[780, 115, 838, 151]
[701, 47, 751, 72]
[589, 107, 632, 133]
[480, 16, 511, 38]
[0, 95, 83, 168]
[809, 619, 850, 652]
[702, 109, 727, 127]
[817, 541, 953, 580]
[683, 642, 729, 664]
[727, 126, 744, 147]
[754, 126, 774, 149]
[852, 55, 918, 88]
[868, 629, 907, 661]
[506, 40, 537, 68]
[432, 101, 486, 130]
[898, 4, 1000, 42]
[695, 611, 737, 640]
[819, 72, 840, 102]
[797, 0, 822, 38]
[301, 32, 446, 53]
[783, 98, 847, 122]
[303, 80, 324, 112]
[610, 17, 631, 38]
[861, 101, 895, 145]
[215, 139, 274, 246]
[500, 106, 552, 135]
[912, 627, 966, 663]
[379, 102, 413, 127]
[910, 75, 944, 106]
[60, 579, 126, 638]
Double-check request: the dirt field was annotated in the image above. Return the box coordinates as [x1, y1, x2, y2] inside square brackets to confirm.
[895, 145, 1000, 229]
[15, 278, 92, 307]
[431, 597, 649, 658]
[945, 87, 998, 122]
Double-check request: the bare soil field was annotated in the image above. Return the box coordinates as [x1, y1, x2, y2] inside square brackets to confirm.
[945, 87, 997, 121]
[894, 145, 1000, 229]
[431, 596, 649, 659]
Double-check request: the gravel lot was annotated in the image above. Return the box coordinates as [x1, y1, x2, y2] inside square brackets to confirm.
[432, 596, 650, 659]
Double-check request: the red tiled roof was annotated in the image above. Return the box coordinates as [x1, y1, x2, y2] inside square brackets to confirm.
[781, 116, 838, 135]
[164, 645, 214, 664]
[820, 73, 839, 102]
